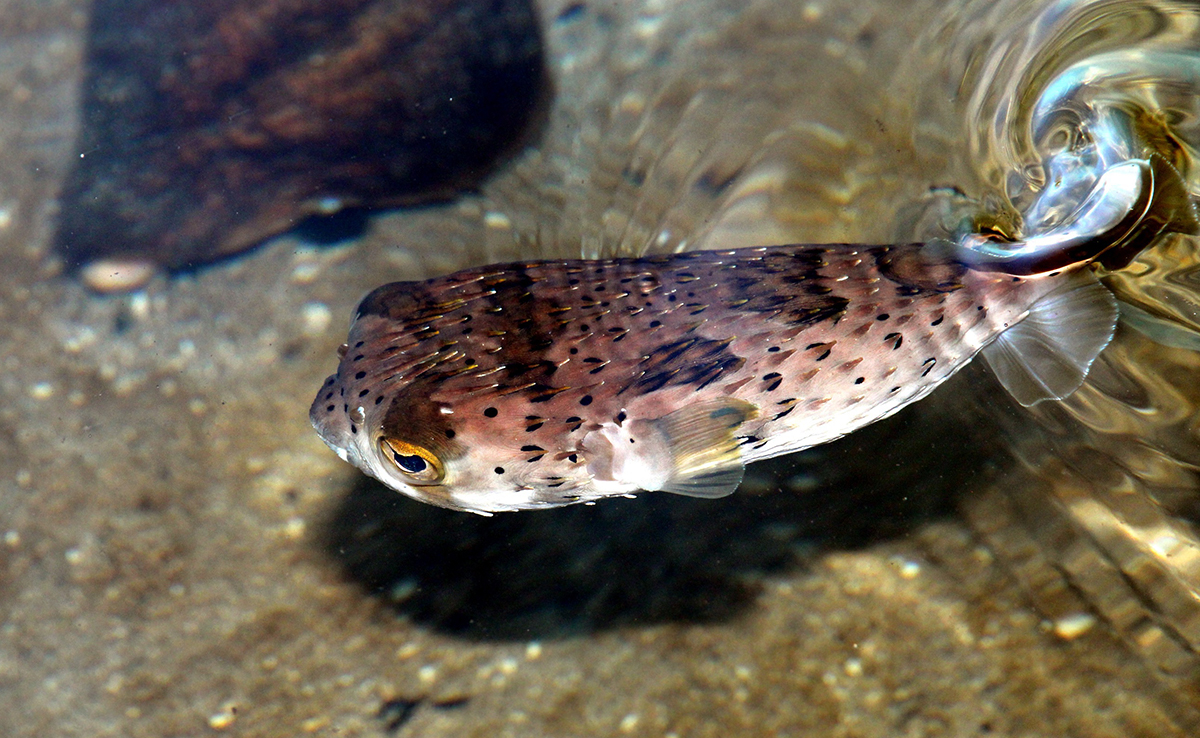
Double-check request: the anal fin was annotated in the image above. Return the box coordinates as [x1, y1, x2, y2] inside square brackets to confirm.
[982, 271, 1118, 406]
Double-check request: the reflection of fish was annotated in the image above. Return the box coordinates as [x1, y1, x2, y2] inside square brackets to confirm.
[311, 161, 1172, 514]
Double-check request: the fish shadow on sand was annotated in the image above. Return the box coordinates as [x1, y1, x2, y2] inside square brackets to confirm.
[322, 370, 1010, 641]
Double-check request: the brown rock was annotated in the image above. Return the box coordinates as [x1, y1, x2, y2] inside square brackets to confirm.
[55, 0, 546, 271]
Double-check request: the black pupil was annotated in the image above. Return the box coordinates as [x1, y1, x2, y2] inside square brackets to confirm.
[393, 452, 427, 474]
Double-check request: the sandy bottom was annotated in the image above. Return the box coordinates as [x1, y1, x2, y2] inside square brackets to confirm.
[0, 0, 1197, 736]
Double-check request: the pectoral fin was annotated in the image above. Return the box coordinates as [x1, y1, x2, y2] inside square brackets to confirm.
[582, 398, 758, 498]
[982, 271, 1118, 406]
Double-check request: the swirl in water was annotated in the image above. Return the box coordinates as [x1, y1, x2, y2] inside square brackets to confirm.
[894, 0, 1200, 719]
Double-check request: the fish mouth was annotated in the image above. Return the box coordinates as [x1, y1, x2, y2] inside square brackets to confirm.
[309, 374, 350, 451]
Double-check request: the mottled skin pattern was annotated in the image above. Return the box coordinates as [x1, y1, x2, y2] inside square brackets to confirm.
[312, 243, 1057, 512]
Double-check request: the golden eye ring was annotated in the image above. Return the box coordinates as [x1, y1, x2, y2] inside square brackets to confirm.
[379, 438, 444, 485]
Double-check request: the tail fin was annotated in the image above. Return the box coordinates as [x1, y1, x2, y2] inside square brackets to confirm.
[983, 271, 1118, 406]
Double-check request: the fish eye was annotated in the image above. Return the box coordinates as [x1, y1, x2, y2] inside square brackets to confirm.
[379, 438, 444, 485]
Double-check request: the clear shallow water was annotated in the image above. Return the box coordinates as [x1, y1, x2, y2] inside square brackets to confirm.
[902, 0, 1200, 712]
[5, 0, 1200, 734]
[483, 0, 1200, 717]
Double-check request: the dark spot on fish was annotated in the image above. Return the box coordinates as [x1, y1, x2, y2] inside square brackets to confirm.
[358, 389, 370, 398]
[530, 386, 569, 403]
[885, 332, 902, 350]
[352, 354, 365, 362]
[324, 392, 334, 401]
[444, 429, 456, 439]
[854, 377, 865, 384]
[343, 403, 349, 412]
[494, 467, 505, 474]
[525, 422, 543, 431]
[635, 370, 678, 393]
[580, 395, 593, 406]
[568, 278, 580, 285]
[773, 406, 796, 421]
[326, 404, 335, 412]
[580, 324, 590, 332]
[931, 316, 944, 326]
[350, 425, 358, 434]
[650, 320, 662, 328]
[431, 696, 470, 710]
[568, 454, 578, 463]
[977, 305, 984, 311]
[616, 410, 627, 424]
[484, 407, 498, 417]
[921, 357, 937, 377]
[521, 445, 544, 452]
[354, 341, 365, 348]
[569, 347, 579, 354]
[1049, 271, 1060, 277]
[375, 396, 385, 405]
[668, 295, 677, 302]
[355, 371, 366, 379]
[877, 313, 890, 321]
[891, 386, 901, 392]
[462, 327, 473, 335]
[768, 346, 780, 353]
[566, 416, 581, 423]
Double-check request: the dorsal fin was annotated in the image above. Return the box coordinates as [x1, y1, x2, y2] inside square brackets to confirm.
[982, 271, 1118, 406]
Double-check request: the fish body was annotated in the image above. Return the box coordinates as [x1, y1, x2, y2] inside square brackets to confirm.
[311, 160, 1172, 514]
[312, 240, 1102, 512]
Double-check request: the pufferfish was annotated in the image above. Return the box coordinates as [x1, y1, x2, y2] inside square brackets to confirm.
[310, 159, 1183, 514]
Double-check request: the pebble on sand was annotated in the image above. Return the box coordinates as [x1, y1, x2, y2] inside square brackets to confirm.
[80, 259, 157, 293]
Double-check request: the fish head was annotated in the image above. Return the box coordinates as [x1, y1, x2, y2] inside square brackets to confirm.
[310, 299, 602, 513]
[311, 270, 758, 513]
